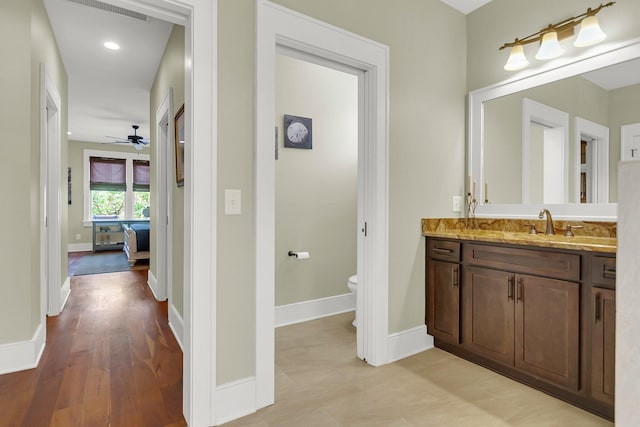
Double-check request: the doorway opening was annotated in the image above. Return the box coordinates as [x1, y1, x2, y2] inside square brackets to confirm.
[256, 0, 389, 410]
[42, 0, 217, 425]
[274, 51, 359, 333]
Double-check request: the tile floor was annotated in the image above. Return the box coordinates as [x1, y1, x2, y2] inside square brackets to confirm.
[224, 312, 612, 427]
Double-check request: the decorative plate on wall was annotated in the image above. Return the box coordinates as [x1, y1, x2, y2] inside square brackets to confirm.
[284, 114, 312, 149]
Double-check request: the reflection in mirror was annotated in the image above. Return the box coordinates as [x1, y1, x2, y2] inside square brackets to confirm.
[469, 41, 640, 219]
[481, 57, 640, 206]
[575, 117, 609, 203]
[522, 98, 569, 204]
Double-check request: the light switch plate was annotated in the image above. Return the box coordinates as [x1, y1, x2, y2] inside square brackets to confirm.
[225, 189, 242, 215]
[452, 196, 463, 212]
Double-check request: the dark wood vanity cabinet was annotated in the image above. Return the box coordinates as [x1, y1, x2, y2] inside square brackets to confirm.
[425, 239, 460, 345]
[589, 255, 616, 408]
[590, 287, 615, 406]
[425, 237, 615, 420]
[464, 267, 580, 390]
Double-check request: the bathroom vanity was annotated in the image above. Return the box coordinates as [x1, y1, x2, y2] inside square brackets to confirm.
[423, 218, 616, 420]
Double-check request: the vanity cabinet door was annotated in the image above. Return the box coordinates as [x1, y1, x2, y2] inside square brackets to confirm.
[514, 274, 580, 391]
[590, 287, 615, 406]
[427, 259, 460, 345]
[463, 266, 515, 366]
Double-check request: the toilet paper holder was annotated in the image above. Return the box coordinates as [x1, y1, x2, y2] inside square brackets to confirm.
[288, 251, 310, 259]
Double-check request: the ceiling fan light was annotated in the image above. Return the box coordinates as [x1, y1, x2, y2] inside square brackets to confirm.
[535, 31, 563, 60]
[574, 15, 607, 47]
[504, 44, 529, 71]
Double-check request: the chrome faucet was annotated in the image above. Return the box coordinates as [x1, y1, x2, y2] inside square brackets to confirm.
[538, 209, 555, 235]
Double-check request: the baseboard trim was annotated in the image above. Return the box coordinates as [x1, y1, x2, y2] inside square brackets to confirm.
[168, 303, 184, 351]
[146, 269, 166, 301]
[0, 323, 46, 375]
[60, 276, 71, 313]
[68, 242, 92, 252]
[215, 377, 257, 425]
[275, 293, 355, 328]
[387, 325, 433, 363]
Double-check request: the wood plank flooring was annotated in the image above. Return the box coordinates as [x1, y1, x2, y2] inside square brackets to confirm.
[0, 270, 185, 427]
[0, 266, 616, 426]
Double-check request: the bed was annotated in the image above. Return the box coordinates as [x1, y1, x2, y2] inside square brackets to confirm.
[122, 222, 150, 265]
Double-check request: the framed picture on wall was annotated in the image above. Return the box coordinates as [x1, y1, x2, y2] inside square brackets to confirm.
[284, 114, 312, 149]
[174, 104, 185, 187]
[68, 167, 72, 205]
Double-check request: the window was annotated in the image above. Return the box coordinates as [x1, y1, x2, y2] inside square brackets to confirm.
[133, 160, 150, 219]
[83, 149, 150, 223]
[90, 157, 126, 218]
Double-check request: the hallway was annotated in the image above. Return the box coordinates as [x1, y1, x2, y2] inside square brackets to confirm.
[0, 271, 185, 427]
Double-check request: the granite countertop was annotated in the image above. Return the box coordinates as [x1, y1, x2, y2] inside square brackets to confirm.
[422, 218, 617, 253]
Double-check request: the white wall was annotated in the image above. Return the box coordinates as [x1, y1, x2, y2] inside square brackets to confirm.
[275, 54, 358, 307]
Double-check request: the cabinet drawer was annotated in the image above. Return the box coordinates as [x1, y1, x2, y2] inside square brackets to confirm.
[464, 244, 580, 281]
[428, 239, 460, 262]
[591, 256, 616, 287]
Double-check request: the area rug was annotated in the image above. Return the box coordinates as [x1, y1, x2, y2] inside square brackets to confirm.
[72, 252, 148, 276]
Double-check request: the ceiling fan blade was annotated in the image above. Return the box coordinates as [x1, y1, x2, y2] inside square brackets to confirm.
[105, 135, 130, 143]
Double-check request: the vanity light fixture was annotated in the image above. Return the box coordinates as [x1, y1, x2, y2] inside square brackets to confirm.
[500, 2, 615, 71]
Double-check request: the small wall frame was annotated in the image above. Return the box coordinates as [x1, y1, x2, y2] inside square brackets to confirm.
[174, 104, 185, 187]
[283, 114, 312, 149]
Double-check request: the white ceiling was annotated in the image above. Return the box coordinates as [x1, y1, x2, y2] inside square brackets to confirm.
[439, 0, 493, 14]
[582, 58, 640, 91]
[42, 0, 636, 147]
[43, 0, 173, 145]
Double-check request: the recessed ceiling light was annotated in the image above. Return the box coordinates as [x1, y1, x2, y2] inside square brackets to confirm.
[67, 131, 72, 135]
[104, 41, 120, 50]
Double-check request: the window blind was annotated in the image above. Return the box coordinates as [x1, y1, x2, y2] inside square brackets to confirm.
[133, 160, 150, 191]
[89, 157, 126, 191]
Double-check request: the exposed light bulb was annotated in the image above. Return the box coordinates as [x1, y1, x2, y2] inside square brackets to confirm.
[574, 15, 607, 47]
[504, 44, 529, 71]
[535, 31, 563, 60]
[104, 41, 120, 50]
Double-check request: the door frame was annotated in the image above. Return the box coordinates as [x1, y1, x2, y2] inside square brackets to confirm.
[256, 0, 390, 409]
[104, 1, 217, 425]
[40, 63, 66, 318]
[154, 89, 173, 302]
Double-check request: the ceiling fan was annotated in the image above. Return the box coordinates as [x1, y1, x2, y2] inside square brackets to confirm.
[107, 125, 150, 150]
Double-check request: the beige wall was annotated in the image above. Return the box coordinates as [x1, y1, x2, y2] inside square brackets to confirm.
[467, 0, 640, 91]
[275, 54, 358, 306]
[217, 0, 467, 384]
[150, 25, 185, 316]
[0, 0, 67, 344]
[67, 141, 142, 245]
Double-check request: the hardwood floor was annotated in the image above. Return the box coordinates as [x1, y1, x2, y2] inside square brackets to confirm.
[0, 269, 615, 427]
[0, 270, 185, 427]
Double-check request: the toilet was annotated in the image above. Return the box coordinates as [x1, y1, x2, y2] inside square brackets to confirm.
[347, 274, 358, 327]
